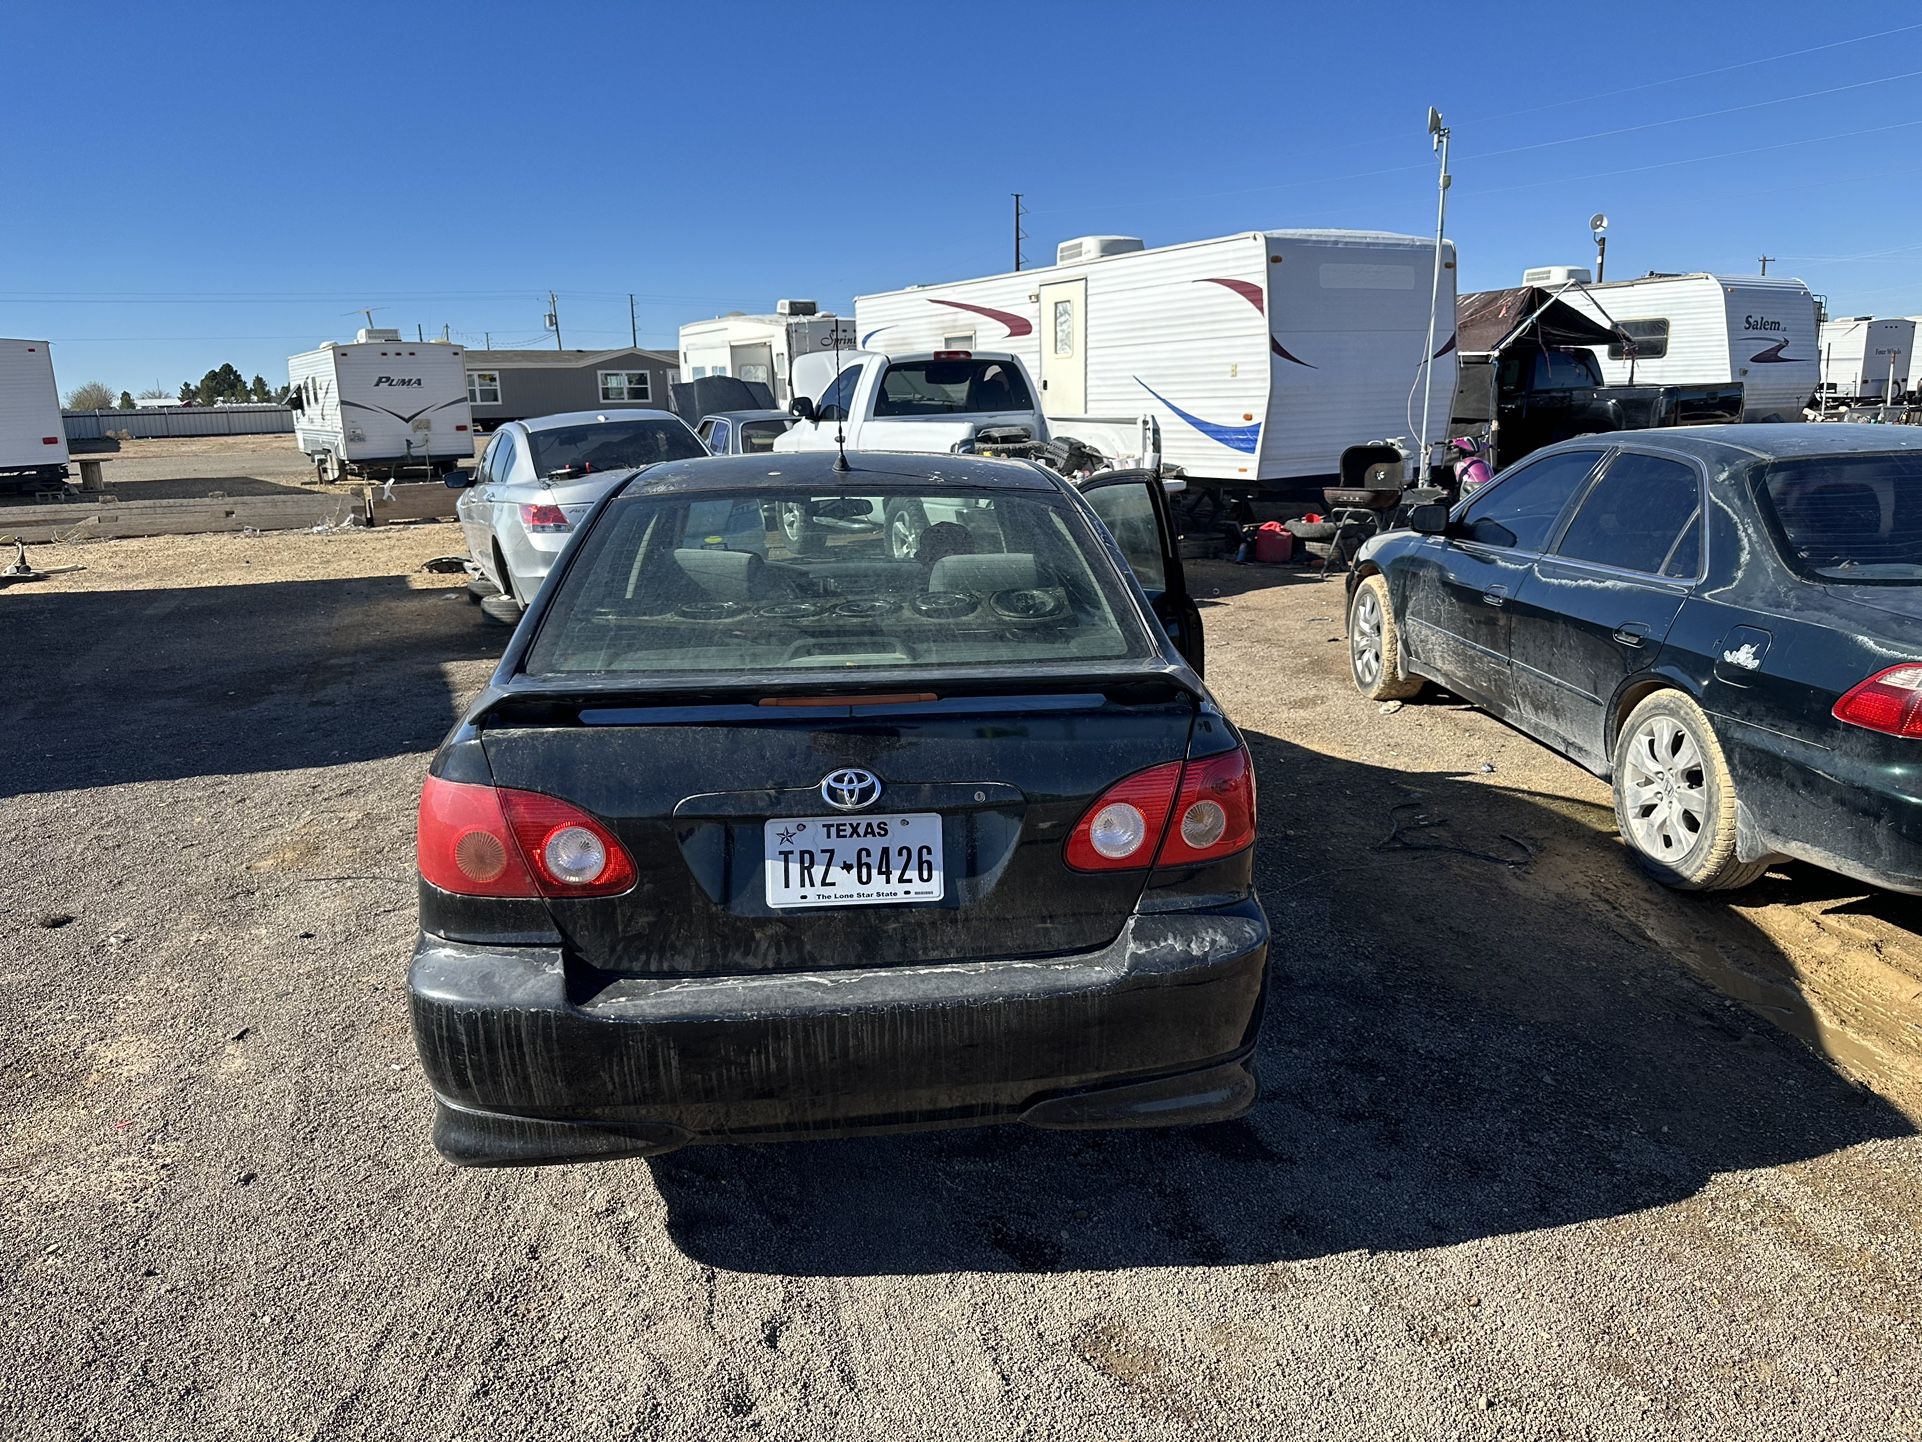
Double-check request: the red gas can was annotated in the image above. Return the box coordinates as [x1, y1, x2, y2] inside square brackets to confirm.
[1252, 521, 1293, 565]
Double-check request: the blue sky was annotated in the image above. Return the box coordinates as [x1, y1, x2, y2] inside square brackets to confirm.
[5, 0, 1920, 397]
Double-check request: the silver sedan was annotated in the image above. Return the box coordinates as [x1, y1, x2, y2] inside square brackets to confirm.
[456, 410, 707, 615]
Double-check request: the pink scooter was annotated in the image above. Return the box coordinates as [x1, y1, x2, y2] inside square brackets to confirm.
[1449, 436, 1493, 497]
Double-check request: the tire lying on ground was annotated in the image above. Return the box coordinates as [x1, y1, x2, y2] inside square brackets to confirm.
[1286, 519, 1339, 542]
[1610, 689, 1772, 892]
[1346, 573, 1423, 703]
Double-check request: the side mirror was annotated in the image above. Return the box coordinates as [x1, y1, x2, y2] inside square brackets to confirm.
[445, 469, 471, 488]
[1409, 501, 1451, 535]
[789, 395, 817, 423]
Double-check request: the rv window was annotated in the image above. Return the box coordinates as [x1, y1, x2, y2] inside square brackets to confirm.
[873, 359, 1035, 417]
[467, 370, 501, 406]
[599, 371, 653, 404]
[1607, 320, 1671, 361]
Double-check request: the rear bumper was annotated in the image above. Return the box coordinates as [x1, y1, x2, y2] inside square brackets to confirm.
[409, 901, 1270, 1166]
[1717, 716, 1922, 894]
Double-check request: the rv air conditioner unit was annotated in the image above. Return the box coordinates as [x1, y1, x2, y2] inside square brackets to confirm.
[1056, 235, 1146, 265]
[355, 327, 404, 343]
[776, 299, 818, 316]
[1521, 266, 1592, 288]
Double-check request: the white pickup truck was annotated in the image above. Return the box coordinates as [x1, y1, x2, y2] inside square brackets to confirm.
[773, 348, 1159, 476]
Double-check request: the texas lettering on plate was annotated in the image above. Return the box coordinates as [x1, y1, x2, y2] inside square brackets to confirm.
[763, 812, 944, 908]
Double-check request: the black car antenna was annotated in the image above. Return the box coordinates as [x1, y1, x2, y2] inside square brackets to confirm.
[830, 318, 850, 473]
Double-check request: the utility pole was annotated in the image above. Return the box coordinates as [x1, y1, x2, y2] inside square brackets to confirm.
[1759, 254, 1775, 276]
[547, 291, 563, 350]
[441, 323, 450, 342]
[484, 331, 492, 350]
[417, 324, 425, 342]
[1012, 193, 1026, 272]
[629, 293, 639, 349]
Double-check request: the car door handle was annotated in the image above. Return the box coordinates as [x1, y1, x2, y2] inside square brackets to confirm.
[1612, 623, 1652, 648]
[1481, 586, 1508, 607]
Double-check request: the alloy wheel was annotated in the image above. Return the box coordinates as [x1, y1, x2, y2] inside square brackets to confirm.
[1621, 715, 1708, 862]
[1351, 589, 1384, 688]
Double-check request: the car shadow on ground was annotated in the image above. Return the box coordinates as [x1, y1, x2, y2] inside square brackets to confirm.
[651, 729, 1912, 1276]
[1, 575, 502, 797]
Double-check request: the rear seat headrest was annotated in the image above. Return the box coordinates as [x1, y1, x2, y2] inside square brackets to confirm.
[674, 547, 763, 600]
[928, 552, 1040, 593]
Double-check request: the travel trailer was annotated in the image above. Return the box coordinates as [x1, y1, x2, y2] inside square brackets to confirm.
[1559, 273, 1820, 421]
[677, 302, 856, 407]
[1818, 316, 1914, 404]
[0, 338, 70, 490]
[285, 330, 473, 480]
[852, 229, 1457, 494]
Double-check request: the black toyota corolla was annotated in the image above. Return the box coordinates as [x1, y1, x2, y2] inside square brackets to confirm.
[411, 452, 1268, 1166]
[1347, 424, 1922, 896]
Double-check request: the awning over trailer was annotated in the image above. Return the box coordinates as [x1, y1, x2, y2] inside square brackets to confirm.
[1456, 286, 1627, 355]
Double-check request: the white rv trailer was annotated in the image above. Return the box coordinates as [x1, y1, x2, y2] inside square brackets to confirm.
[853, 230, 1457, 493]
[677, 303, 856, 407]
[0, 338, 70, 488]
[286, 329, 473, 480]
[1817, 316, 1914, 404]
[1559, 273, 1820, 421]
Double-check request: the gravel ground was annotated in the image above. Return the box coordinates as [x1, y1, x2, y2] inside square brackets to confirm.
[1, 530, 1918, 1441]
[74, 433, 480, 502]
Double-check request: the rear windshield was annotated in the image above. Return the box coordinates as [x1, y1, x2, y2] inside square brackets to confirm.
[873, 360, 1034, 418]
[1758, 454, 1922, 582]
[524, 487, 1151, 677]
[528, 419, 705, 480]
[738, 419, 791, 453]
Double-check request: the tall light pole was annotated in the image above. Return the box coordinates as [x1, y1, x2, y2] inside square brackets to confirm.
[1416, 106, 1452, 485]
[1590, 213, 1609, 284]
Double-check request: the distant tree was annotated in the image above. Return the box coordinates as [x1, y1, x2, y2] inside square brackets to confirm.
[63, 380, 117, 411]
[178, 381, 197, 403]
[137, 387, 171, 401]
[118, 391, 136, 410]
[274, 383, 291, 404]
[249, 374, 271, 403]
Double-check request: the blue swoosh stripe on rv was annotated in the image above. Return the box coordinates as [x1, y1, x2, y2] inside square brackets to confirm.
[1134, 379, 1260, 454]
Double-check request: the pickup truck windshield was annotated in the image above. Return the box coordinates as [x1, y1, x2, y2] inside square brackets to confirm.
[1759, 455, 1922, 582]
[529, 420, 705, 479]
[874, 360, 1036, 417]
[524, 487, 1151, 676]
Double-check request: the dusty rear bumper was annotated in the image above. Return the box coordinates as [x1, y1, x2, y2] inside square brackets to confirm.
[409, 901, 1269, 1166]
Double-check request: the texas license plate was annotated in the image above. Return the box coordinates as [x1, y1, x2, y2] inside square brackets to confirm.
[763, 812, 944, 908]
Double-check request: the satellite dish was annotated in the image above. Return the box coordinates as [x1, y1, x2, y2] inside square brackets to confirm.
[1427, 107, 1443, 135]
[1589, 212, 1609, 234]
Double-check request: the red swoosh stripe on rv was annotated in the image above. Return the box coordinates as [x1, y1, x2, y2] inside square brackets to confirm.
[1197, 276, 1315, 367]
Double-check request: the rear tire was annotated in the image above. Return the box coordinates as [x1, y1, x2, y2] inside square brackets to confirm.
[885, 500, 930, 560]
[778, 502, 825, 554]
[1347, 574, 1423, 702]
[1611, 690, 1771, 892]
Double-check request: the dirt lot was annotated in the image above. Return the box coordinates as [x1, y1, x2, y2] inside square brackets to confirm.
[76, 433, 480, 503]
[2, 526, 1919, 1441]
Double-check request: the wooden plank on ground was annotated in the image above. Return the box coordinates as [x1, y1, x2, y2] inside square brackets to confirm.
[362, 483, 461, 525]
[0, 492, 361, 542]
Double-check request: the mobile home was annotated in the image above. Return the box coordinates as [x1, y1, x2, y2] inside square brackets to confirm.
[853, 229, 1457, 492]
[286, 329, 473, 480]
[460, 347, 678, 431]
[678, 303, 856, 407]
[0, 338, 70, 489]
[1560, 272, 1820, 420]
[1818, 316, 1914, 403]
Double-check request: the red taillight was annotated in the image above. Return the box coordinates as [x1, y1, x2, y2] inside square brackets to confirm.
[519, 503, 571, 533]
[42, 436, 59, 445]
[932, 349, 972, 360]
[1834, 665, 1922, 738]
[1064, 746, 1257, 872]
[418, 777, 635, 897]
[454, 423, 469, 431]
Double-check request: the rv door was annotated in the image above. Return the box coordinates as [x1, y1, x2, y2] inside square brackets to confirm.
[1038, 279, 1087, 416]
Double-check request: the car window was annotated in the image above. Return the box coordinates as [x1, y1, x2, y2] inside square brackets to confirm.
[1082, 482, 1166, 595]
[1758, 453, 1922, 582]
[1457, 450, 1602, 551]
[816, 368, 862, 424]
[524, 487, 1153, 677]
[489, 434, 518, 485]
[873, 359, 1035, 418]
[1531, 351, 1599, 390]
[1555, 452, 1703, 577]
[526, 419, 705, 480]
[707, 420, 730, 453]
[476, 436, 500, 483]
[739, 419, 791, 453]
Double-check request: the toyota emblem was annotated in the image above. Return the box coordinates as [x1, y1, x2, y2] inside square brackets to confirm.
[820, 767, 883, 812]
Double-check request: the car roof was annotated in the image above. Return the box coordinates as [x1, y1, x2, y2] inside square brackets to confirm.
[1534, 423, 1922, 466]
[698, 409, 790, 424]
[513, 409, 685, 432]
[615, 451, 1060, 496]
